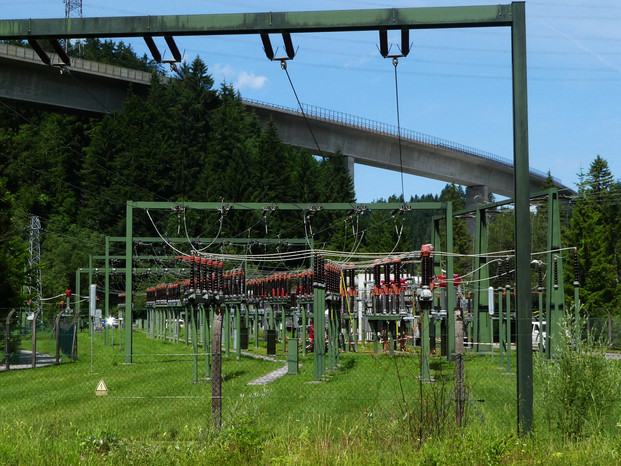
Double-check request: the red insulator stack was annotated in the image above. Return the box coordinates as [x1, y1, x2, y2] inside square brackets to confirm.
[382, 258, 392, 296]
[348, 265, 356, 297]
[373, 259, 382, 296]
[313, 253, 319, 285]
[420, 244, 433, 288]
[146, 287, 156, 306]
[217, 261, 224, 293]
[189, 255, 196, 292]
[224, 270, 231, 296]
[393, 257, 402, 295]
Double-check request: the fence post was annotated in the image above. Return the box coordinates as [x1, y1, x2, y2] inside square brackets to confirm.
[607, 309, 612, 347]
[31, 310, 42, 368]
[5, 309, 18, 370]
[72, 311, 81, 360]
[55, 308, 64, 365]
[212, 306, 224, 429]
[455, 309, 465, 427]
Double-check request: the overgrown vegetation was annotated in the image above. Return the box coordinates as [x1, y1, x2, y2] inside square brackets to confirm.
[537, 315, 621, 439]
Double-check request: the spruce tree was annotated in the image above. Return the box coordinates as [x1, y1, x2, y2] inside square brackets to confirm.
[568, 157, 619, 316]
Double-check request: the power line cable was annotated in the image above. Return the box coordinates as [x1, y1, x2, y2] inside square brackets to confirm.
[392, 57, 405, 203]
[280, 61, 325, 158]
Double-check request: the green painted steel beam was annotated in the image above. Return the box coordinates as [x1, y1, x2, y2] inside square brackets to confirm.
[106, 236, 310, 245]
[453, 188, 560, 217]
[128, 201, 446, 211]
[0, 5, 512, 40]
[78, 267, 186, 273]
[93, 255, 171, 260]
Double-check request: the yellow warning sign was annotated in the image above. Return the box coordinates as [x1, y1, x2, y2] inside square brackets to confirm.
[95, 379, 108, 397]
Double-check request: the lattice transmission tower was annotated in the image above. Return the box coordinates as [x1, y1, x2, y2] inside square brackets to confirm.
[28, 215, 42, 315]
[65, 0, 82, 19]
[63, 0, 82, 51]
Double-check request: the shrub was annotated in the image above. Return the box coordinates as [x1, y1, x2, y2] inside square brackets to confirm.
[537, 315, 621, 439]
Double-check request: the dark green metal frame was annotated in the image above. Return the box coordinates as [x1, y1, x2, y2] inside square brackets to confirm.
[1, 2, 532, 432]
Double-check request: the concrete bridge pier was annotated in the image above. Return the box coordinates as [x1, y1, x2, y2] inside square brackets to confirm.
[465, 185, 491, 237]
[345, 155, 355, 186]
[466, 185, 490, 208]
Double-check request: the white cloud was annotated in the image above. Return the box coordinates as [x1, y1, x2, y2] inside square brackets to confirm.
[235, 71, 268, 90]
[211, 64, 268, 91]
[211, 63, 236, 82]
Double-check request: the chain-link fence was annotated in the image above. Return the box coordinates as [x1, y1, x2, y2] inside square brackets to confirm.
[1, 310, 620, 444]
[1, 313, 512, 438]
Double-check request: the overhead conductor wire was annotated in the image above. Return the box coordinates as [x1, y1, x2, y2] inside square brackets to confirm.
[281, 60, 324, 159]
[393, 57, 406, 202]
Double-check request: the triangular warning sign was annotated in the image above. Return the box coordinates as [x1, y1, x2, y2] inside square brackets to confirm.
[95, 379, 108, 396]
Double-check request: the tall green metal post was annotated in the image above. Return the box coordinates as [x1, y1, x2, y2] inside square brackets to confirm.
[88, 255, 93, 338]
[225, 305, 231, 357]
[105, 236, 110, 345]
[282, 306, 287, 354]
[301, 303, 307, 356]
[545, 189, 564, 359]
[473, 209, 492, 351]
[537, 263, 544, 355]
[313, 284, 325, 381]
[498, 287, 504, 367]
[511, 1, 533, 433]
[254, 306, 259, 349]
[446, 202, 455, 360]
[236, 304, 242, 361]
[75, 269, 81, 330]
[505, 282, 512, 373]
[190, 303, 198, 383]
[124, 201, 133, 363]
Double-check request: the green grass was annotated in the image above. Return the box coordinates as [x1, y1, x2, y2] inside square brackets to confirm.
[1, 329, 620, 464]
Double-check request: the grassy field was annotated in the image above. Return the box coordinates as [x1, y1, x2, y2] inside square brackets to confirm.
[1, 327, 620, 464]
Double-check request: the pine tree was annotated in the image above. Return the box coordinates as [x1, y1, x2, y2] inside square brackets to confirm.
[568, 157, 619, 316]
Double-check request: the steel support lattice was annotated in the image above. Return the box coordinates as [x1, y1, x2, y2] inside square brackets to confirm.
[64, 0, 82, 19]
[28, 215, 42, 316]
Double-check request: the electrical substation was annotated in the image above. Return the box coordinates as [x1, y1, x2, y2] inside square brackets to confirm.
[0, 3, 584, 436]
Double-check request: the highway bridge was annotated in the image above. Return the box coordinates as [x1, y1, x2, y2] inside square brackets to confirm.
[0, 43, 566, 197]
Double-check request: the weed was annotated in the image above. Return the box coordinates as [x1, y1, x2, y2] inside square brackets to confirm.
[536, 315, 621, 439]
[79, 431, 121, 456]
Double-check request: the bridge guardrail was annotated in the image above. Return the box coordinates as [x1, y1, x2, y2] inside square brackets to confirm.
[244, 98, 554, 182]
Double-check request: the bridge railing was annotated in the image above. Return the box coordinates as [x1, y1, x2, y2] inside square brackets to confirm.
[245, 98, 553, 182]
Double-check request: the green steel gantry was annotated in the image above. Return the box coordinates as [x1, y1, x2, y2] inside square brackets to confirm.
[0, 2, 533, 432]
[122, 201, 451, 382]
[450, 188, 566, 361]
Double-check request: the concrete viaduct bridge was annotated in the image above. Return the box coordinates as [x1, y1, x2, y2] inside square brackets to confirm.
[0, 43, 566, 198]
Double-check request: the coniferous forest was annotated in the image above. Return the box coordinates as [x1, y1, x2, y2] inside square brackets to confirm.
[1, 40, 619, 320]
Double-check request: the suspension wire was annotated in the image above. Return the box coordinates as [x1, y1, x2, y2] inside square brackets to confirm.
[67, 69, 114, 114]
[281, 61, 324, 158]
[303, 213, 314, 250]
[393, 57, 406, 202]
[145, 209, 188, 257]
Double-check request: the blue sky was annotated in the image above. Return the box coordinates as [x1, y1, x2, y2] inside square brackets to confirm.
[2, 1, 619, 202]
